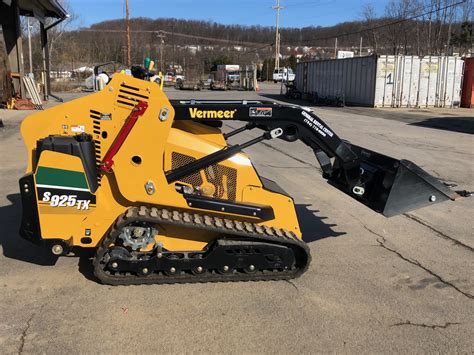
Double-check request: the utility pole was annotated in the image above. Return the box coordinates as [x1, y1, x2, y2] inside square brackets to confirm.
[273, 0, 284, 71]
[27, 17, 33, 74]
[334, 37, 338, 59]
[359, 36, 363, 56]
[157, 31, 166, 72]
[121, 45, 127, 64]
[172, 20, 175, 69]
[125, 0, 131, 67]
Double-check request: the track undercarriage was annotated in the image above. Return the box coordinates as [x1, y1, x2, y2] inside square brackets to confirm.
[94, 207, 310, 285]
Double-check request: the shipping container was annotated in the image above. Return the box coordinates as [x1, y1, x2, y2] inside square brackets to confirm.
[461, 57, 474, 108]
[296, 55, 465, 108]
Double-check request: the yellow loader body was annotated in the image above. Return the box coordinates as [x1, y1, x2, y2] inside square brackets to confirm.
[21, 74, 300, 253]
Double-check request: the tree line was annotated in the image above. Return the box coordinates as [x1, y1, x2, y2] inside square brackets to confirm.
[2, 0, 471, 78]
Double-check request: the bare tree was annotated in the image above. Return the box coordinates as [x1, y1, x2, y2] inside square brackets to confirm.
[450, 0, 473, 55]
[46, 0, 77, 69]
[459, 0, 473, 22]
[361, 3, 379, 52]
[385, 0, 422, 54]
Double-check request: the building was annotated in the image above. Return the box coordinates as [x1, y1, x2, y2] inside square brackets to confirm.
[1, 0, 68, 101]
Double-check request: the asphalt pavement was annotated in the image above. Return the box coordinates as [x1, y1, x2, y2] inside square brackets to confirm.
[0, 83, 473, 353]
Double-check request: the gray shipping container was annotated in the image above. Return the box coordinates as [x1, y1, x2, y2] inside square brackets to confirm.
[296, 55, 464, 108]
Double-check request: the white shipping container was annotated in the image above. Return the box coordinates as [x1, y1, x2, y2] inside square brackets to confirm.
[374, 55, 464, 107]
[296, 55, 464, 108]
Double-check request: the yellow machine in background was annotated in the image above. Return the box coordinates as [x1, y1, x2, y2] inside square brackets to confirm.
[19, 73, 458, 285]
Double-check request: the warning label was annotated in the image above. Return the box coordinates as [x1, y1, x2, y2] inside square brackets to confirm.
[249, 107, 273, 118]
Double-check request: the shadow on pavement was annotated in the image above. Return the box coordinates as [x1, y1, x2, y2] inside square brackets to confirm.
[0, 194, 344, 280]
[0, 194, 96, 275]
[409, 117, 474, 135]
[296, 204, 346, 243]
[0, 193, 58, 265]
[77, 250, 97, 282]
[258, 93, 308, 106]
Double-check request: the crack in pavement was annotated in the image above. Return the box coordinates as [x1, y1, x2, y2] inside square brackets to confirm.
[369, 229, 474, 300]
[17, 303, 45, 354]
[403, 213, 473, 252]
[284, 279, 299, 291]
[390, 320, 461, 329]
[18, 312, 35, 354]
[357, 222, 473, 300]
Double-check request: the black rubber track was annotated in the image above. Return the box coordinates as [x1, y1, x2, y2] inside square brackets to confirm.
[93, 206, 311, 286]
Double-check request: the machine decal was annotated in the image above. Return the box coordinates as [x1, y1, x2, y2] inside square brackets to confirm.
[71, 125, 86, 133]
[249, 107, 272, 118]
[189, 108, 237, 119]
[35, 167, 96, 208]
[36, 166, 89, 189]
[301, 111, 334, 138]
[100, 113, 112, 120]
[41, 191, 91, 210]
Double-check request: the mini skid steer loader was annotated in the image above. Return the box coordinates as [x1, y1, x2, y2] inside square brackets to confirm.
[19, 74, 459, 285]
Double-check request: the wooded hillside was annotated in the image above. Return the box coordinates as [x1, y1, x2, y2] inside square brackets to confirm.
[3, 0, 472, 77]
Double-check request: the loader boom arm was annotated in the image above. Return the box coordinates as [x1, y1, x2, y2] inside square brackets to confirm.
[171, 100, 458, 217]
[172, 100, 358, 170]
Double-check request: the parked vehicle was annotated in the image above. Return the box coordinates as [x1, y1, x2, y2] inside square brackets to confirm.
[273, 67, 295, 83]
[164, 72, 176, 85]
[175, 78, 203, 91]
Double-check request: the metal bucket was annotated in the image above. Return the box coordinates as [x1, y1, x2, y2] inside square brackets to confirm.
[328, 144, 458, 217]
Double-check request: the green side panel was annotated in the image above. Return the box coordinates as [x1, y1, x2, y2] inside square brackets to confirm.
[36, 166, 88, 189]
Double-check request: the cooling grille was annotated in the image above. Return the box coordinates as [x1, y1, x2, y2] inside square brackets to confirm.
[171, 152, 203, 187]
[90, 109, 102, 186]
[171, 152, 237, 201]
[116, 83, 150, 108]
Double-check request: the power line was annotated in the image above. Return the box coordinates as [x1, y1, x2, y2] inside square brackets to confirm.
[74, 0, 467, 51]
[160, 30, 269, 47]
[80, 28, 270, 47]
[281, 0, 467, 45]
[246, 43, 274, 54]
[284, 0, 334, 8]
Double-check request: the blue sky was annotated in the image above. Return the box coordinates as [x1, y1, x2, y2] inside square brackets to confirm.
[69, 0, 389, 29]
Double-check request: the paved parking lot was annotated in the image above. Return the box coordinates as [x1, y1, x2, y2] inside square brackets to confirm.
[1, 84, 473, 353]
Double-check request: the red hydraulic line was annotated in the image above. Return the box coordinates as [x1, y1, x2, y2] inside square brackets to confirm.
[100, 101, 148, 173]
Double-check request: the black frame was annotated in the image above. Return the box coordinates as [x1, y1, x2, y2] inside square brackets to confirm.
[168, 100, 457, 217]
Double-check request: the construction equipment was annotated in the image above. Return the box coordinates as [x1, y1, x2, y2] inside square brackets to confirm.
[19, 73, 459, 285]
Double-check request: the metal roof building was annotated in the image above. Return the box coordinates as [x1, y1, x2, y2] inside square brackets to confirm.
[1, 0, 69, 101]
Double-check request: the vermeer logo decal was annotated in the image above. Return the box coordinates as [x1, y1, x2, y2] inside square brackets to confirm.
[189, 108, 237, 119]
